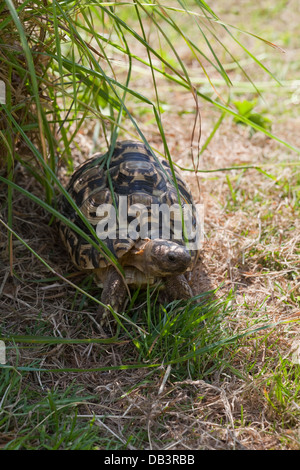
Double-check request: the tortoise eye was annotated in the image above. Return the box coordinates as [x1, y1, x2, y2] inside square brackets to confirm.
[168, 252, 176, 262]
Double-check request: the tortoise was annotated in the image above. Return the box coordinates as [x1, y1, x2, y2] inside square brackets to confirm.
[58, 140, 200, 321]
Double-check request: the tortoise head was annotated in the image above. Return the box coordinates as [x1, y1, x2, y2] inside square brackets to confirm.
[139, 239, 192, 277]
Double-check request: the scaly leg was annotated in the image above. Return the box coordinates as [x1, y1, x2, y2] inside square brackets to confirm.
[97, 267, 127, 324]
[164, 274, 194, 301]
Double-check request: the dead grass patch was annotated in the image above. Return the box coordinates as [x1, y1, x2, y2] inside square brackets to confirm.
[1, 110, 299, 449]
[1, 0, 300, 450]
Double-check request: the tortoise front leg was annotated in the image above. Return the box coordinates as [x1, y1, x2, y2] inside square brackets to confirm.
[164, 274, 194, 301]
[97, 267, 128, 324]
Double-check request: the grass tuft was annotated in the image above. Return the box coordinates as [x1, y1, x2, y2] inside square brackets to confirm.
[0, 0, 299, 450]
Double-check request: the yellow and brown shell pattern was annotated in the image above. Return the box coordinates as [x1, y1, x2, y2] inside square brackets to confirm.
[58, 141, 199, 273]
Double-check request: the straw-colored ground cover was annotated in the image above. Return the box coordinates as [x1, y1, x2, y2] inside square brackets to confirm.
[0, 0, 299, 449]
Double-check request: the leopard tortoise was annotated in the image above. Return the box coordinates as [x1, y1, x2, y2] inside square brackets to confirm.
[58, 141, 200, 321]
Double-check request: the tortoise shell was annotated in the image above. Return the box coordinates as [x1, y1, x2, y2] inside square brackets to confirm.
[58, 141, 199, 274]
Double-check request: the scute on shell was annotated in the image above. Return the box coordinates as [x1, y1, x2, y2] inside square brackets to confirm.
[58, 141, 199, 273]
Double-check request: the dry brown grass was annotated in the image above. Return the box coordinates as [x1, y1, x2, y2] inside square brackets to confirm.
[1, 0, 300, 450]
[1, 115, 299, 450]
